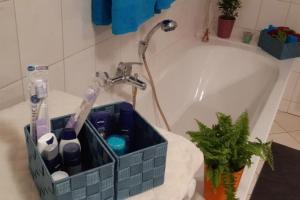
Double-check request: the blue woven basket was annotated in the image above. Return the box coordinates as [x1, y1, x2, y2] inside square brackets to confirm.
[88, 102, 168, 199]
[24, 115, 115, 200]
[258, 30, 300, 60]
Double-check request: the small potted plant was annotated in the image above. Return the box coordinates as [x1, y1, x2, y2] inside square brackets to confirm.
[217, 0, 242, 38]
[187, 112, 274, 200]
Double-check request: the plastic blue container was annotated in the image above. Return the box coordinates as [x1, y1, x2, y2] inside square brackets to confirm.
[258, 30, 300, 60]
[88, 102, 168, 199]
[24, 115, 115, 200]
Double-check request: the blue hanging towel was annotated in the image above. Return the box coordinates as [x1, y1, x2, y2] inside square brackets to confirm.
[92, 0, 112, 25]
[156, 0, 175, 10]
[92, 0, 176, 35]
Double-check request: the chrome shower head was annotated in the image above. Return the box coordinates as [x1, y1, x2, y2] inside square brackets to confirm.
[139, 19, 178, 56]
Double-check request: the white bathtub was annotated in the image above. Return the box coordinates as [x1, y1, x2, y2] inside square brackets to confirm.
[132, 37, 294, 199]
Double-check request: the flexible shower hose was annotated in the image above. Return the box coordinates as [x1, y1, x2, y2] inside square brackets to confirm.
[139, 53, 171, 131]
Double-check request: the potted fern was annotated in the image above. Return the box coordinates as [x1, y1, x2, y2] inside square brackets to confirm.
[187, 112, 273, 200]
[217, 0, 242, 38]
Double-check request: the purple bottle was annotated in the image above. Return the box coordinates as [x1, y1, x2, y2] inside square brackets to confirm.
[63, 143, 82, 175]
[119, 102, 134, 149]
[90, 111, 112, 138]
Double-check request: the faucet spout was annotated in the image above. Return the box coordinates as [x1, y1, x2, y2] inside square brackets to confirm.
[127, 76, 147, 90]
[109, 75, 125, 85]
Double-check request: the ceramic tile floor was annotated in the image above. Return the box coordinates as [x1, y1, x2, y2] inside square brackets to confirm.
[246, 111, 300, 200]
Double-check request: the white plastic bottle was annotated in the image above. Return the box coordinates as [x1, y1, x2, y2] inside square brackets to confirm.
[59, 128, 81, 158]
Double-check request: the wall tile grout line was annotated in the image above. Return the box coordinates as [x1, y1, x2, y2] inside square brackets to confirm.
[286, 132, 300, 145]
[287, 72, 300, 114]
[0, 79, 22, 91]
[11, 0, 25, 101]
[62, 34, 114, 62]
[283, 1, 292, 26]
[59, 0, 66, 92]
[281, 69, 300, 103]
[254, 0, 264, 31]
[279, 110, 298, 117]
[288, 99, 300, 105]
[273, 119, 289, 133]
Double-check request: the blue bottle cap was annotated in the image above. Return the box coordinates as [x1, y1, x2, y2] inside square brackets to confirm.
[30, 95, 40, 104]
[61, 128, 77, 140]
[107, 135, 126, 156]
[119, 102, 133, 113]
[266, 24, 277, 32]
[63, 143, 81, 166]
[287, 35, 298, 43]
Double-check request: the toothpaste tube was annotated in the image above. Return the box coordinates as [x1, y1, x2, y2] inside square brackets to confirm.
[65, 82, 101, 135]
[65, 72, 108, 135]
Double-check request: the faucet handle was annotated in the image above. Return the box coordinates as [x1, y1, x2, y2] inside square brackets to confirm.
[118, 62, 143, 68]
[95, 72, 110, 87]
[117, 62, 143, 76]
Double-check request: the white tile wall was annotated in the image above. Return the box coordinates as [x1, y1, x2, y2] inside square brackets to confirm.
[237, 0, 262, 30]
[256, 0, 290, 30]
[14, 0, 63, 74]
[61, 0, 111, 57]
[65, 46, 95, 97]
[0, 1, 21, 88]
[286, 3, 300, 32]
[94, 36, 121, 75]
[3, 0, 300, 114]
[0, 80, 24, 110]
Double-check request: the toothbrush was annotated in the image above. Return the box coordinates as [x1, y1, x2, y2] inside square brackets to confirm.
[28, 65, 50, 143]
[30, 95, 40, 144]
[36, 100, 50, 139]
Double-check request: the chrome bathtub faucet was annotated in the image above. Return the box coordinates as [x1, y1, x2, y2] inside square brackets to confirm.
[96, 62, 147, 90]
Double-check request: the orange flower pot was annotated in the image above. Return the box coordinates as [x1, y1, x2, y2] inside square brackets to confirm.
[204, 167, 244, 200]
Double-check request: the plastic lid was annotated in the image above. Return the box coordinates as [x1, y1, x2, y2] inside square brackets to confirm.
[91, 111, 111, 120]
[61, 128, 77, 140]
[107, 135, 126, 156]
[287, 35, 298, 43]
[30, 95, 40, 103]
[27, 65, 35, 71]
[119, 102, 133, 113]
[63, 143, 81, 166]
[37, 132, 58, 154]
[43, 143, 59, 160]
[51, 171, 69, 182]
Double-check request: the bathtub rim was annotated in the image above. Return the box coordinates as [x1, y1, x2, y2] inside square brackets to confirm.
[139, 36, 295, 199]
[208, 37, 294, 199]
